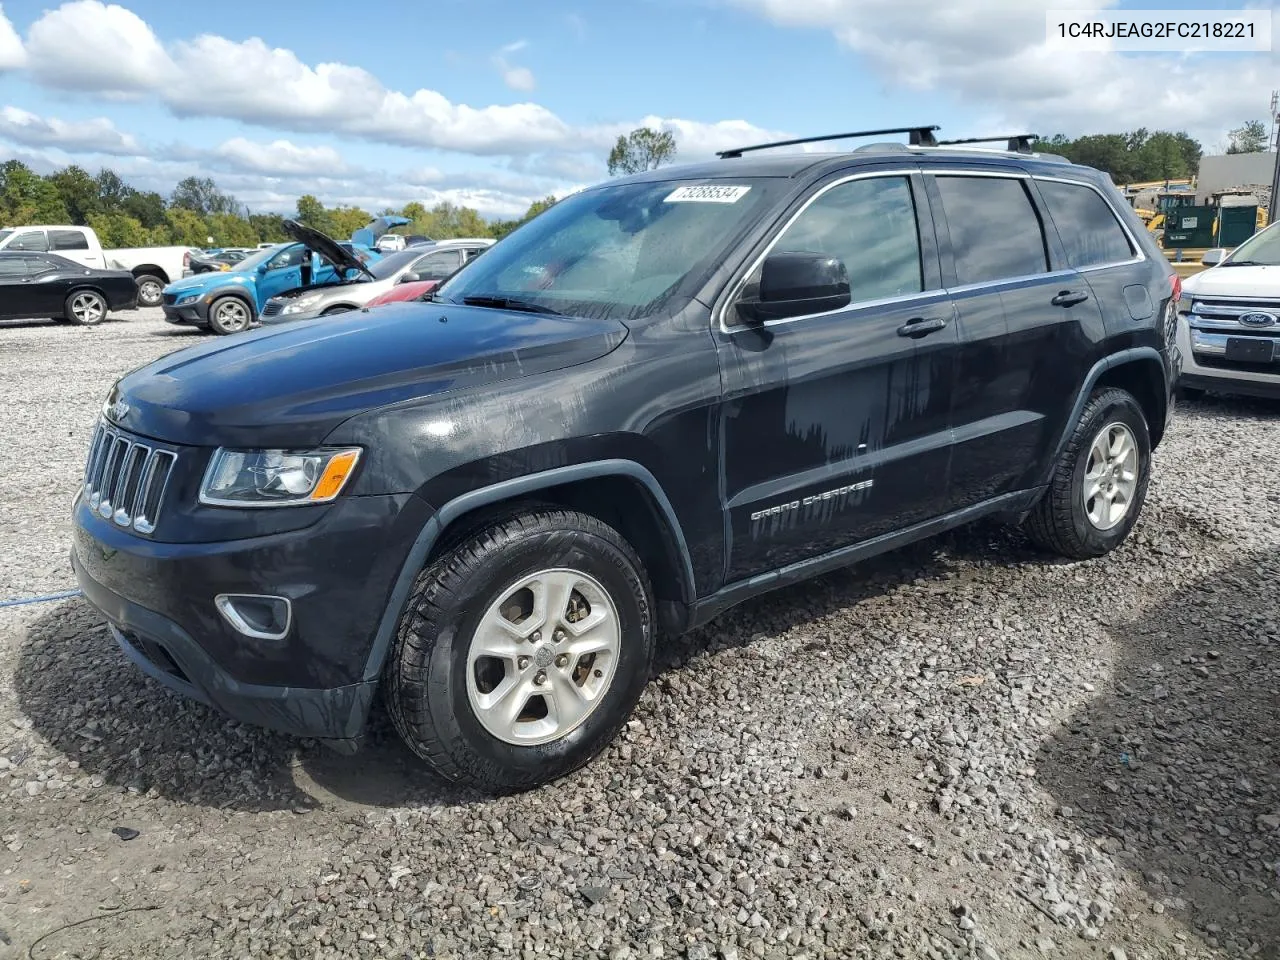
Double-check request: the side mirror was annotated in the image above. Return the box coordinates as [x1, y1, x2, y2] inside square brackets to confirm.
[736, 250, 851, 324]
[1201, 248, 1227, 266]
[397, 272, 420, 284]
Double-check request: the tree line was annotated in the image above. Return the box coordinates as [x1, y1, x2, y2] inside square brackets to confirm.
[0, 159, 558, 250]
[0, 121, 1268, 250]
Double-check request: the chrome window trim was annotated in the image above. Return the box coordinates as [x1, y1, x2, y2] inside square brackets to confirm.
[716, 167, 930, 334]
[1030, 174, 1148, 271]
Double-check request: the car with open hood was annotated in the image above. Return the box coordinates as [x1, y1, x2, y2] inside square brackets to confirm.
[159, 216, 407, 334]
[260, 237, 493, 325]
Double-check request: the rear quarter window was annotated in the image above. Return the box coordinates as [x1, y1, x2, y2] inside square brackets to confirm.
[1036, 179, 1136, 268]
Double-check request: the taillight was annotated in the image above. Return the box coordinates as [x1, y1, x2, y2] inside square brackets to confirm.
[1170, 273, 1181, 302]
[183, 251, 190, 267]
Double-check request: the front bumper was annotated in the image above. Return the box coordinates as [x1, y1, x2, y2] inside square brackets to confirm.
[162, 299, 210, 325]
[1176, 312, 1280, 399]
[73, 550, 375, 745]
[70, 489, 432, 744]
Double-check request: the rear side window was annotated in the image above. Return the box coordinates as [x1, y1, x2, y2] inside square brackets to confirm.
[414, 249, 463, 280]
[8, 230, 48, 252]
[772, 175, 923, 304]
[0, 258, 27, 278]
[1036, 179, 1135, 268]
[934, 176, 1048, 285]
[49, 229, 89, 251]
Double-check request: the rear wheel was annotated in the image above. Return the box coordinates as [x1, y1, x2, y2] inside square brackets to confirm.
[65, 290, 107, 326]
[321, 305, 353, 316]
[208, 296, 252, 335]
[1023, 387, 1151, 560]
[386, 509, 654, 793]
[134, 274, 164, 308]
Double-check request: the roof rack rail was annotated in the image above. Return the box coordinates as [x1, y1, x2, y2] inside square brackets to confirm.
[933, 134, 1040, 154]
[717, 125, 939, 159]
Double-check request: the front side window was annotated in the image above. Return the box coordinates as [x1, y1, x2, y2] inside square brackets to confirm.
[266, 245, 304, 270]
[934, 176, 1049, 285]
[9, 230, 48, 252]
[769, 175, 923, 305]
[1037, 179, 1134, 268]
[413, 250, 463, 280]
[435, 177, 782, 320]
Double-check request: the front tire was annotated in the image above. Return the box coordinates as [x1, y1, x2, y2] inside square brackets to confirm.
[65, 290, 107, 326]
[134, 274, 164, 308]
[1023, 387, 1151, 560]
[386, 509, 654, 793]
[207, 296, 252, 335]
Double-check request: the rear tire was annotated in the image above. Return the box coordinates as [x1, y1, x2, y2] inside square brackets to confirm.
[207, 296, 252, 335]
[386, 508, 654, 793]
[134, 274, 164, 308]
[65, 290, 107, 326]
[321, 305, 353, 316]
[1023, 387, 1151, 560]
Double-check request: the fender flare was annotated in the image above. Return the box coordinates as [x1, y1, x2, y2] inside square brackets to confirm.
[206, 288, 258, 319]
[1038, 346, 1168, 488]
[360, 459, 695, 682]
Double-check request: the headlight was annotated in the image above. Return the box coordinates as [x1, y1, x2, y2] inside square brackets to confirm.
[176, 293, 201, 305]
[282, 294, 323, 315]
[199, 447, 362, 507]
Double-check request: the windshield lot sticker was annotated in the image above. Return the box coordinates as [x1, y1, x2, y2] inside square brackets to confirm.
[664, 184, 752, 204]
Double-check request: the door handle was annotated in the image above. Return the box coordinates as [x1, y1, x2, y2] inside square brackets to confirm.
[897, 316, 948, 338]
[1051, 289, 1090, 307]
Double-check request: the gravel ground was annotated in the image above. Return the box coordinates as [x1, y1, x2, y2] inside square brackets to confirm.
[2, 310, 1280, 959]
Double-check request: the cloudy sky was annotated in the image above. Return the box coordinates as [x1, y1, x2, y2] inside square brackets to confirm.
[0, 0, 1274, 218]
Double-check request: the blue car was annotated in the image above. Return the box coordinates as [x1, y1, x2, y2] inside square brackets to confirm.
[161, 216, 410, 335]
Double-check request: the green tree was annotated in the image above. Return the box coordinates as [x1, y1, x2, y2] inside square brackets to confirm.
[95, 169, 133, 212]
[607, 126, 677, 176]
[490, 195, 559, 240]
[1043, 129, 1204, 182]
[294, 194, 336, 235]
[87, 211, 149, 248]
[0, 160, 69, 224]
[162, 206, 211, 246]
[1227, 120, 1269, 154]
[400, 201, 428, 222]
[249, 213, 287, 243]
[329, 205, 373, 239]
[122, 190, 166, 229]
[208, 212, 258, 247]
[171, 176, 237, 216]
[48, 165, 102, 224]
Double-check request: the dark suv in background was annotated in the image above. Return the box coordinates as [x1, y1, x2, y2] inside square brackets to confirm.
[70, 127, 1178, 793]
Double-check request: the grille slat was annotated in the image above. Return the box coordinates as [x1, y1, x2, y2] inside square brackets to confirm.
[82, 421, 178, 534]
[260, 300, 283, 317]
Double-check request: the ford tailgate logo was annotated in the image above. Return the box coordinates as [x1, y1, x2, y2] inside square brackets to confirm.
[1240, 312, 1276, 327]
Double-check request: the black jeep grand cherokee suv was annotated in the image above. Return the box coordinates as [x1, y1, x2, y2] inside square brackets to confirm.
[71, 129, 1179, 793]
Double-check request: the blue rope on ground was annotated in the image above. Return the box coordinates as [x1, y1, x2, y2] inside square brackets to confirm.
[0, 588, 83, 609]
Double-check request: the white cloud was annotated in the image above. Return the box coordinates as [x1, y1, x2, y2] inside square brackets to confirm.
[0, 105, 139, 154]
[15, 1, 779, 158]
[0, 5, 25, 70]
[212, 137, 351, 176]
[729, 0, 1280, 145]
[26, 0, 172, 94]
[493, 40, 535, 92]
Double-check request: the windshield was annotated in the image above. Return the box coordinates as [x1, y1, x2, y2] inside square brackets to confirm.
[1224, 222, 1280, 266]
[434, 178, 781, 320]
[0, 229, 12, 245]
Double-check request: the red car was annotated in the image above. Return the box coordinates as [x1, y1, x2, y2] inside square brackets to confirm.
[365, 278, 439, 309]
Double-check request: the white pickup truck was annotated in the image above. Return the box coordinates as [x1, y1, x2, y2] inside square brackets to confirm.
[0, 224, 194, 308]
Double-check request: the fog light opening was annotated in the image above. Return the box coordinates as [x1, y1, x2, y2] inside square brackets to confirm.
[215, 593, 292, 641]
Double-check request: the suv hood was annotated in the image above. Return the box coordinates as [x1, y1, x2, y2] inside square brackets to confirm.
[107, 302, 629, 447]
[1182, 263, 1280, 300]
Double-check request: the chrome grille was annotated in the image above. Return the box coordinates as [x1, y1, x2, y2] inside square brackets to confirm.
[83, 421, 177, 534]
[1188, 297, 1280, 334]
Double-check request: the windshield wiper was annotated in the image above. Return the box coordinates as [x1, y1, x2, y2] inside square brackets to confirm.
[461, 294, 563, 316]
[1222, 259, 1274, 267]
